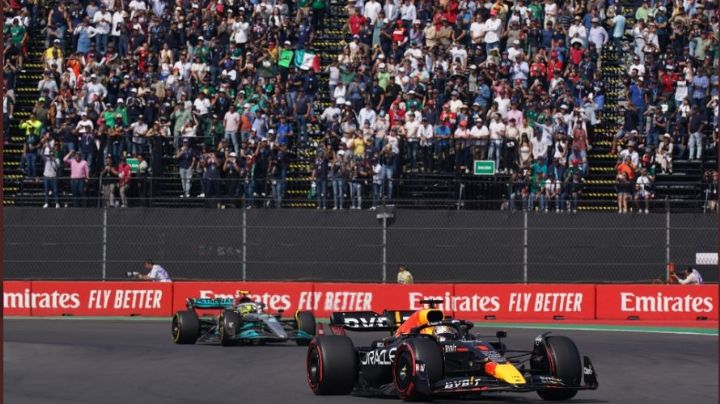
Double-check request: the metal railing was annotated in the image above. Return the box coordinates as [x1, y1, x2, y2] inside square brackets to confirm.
[4, 175, 714, 211]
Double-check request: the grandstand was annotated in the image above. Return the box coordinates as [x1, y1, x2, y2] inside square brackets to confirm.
[3, 0, 717, 211]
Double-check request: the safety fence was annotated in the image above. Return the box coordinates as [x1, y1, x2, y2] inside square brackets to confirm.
[4, 208, 716, 283]
[3, 281, 717, 323]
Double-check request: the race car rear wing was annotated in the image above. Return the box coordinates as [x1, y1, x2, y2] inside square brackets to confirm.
[186, 297, 235, 310]
[329, 310, 415, 333]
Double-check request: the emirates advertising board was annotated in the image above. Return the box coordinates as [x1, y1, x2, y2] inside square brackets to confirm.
[3, 282, 717, 322]
[596, 285, 718, 321]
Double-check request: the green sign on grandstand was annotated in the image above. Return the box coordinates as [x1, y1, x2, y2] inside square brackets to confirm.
[473, 160, 495, 175]
[126, 158, 139, 173]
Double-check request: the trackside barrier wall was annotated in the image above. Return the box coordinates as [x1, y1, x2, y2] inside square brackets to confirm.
[2, 282, 717, 321]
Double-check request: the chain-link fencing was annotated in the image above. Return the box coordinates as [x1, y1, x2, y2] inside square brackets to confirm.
[4, 207, 716, 282]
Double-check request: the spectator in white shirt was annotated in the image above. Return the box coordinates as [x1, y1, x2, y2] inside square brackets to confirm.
[224, 105, 241, 154]
[363, 0, 382, 23]
[568, 16, 587, 46]
[92, 4, 112, 54]
[672, 267, 704, 285]
[588, 18, 609, 51]
[383, 0, 398, 21]
[138, 259, 172, 282]
[483, 11, 502, 55]
[399, 0, 416, 25]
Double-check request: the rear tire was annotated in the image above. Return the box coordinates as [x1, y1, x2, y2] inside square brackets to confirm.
[534, 336, 582, 401]
[393, 337, 444, 401]
[172, 311, 199, 344]
[306, 336, 356, 395]
[295, 311, 316, 346]
[219, 310, 240, 346]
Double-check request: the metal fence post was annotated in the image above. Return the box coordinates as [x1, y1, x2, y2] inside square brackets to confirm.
[102, 208, 108, 280]
[523, 210, 528, 284]
[665, 197, 671, 283]
[242, 208, 247, 281]
[382, 215, 387, 283]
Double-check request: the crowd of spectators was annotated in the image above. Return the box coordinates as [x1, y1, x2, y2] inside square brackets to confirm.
[2, 0, 718, 209]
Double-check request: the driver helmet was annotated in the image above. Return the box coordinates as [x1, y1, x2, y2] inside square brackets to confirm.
[421, 325, 456, 341]
[238, 302, 260, 314]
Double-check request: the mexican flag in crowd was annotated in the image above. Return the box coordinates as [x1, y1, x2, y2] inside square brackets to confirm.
[278, 49, 320, 72]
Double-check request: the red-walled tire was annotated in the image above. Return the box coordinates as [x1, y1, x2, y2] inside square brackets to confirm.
[393, 337, 444, 401]
[535, 336, 582, 401]
[306, 336, 356, 395]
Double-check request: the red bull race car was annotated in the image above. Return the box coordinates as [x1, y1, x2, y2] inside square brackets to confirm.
[306, 299, 598, 401]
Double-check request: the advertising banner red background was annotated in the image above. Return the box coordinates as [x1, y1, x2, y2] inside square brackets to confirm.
[26, 281, 173, 316]
[596, 284, 719, 321]
[171, 281, 314, 316]
[454, 284, 596, 320]
[3, 281, 33, 316]
[3, 282, 717, 323]
[309, 283, 455, 318]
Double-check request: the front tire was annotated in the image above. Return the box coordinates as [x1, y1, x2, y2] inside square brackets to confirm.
[393, 337, 444, 401]
[172, 311, 200, 344]
[219, 310, 240, 346]
[534, 336, 582, 401]
[306, 336, 356, 395]
[295, 310, 316, 346]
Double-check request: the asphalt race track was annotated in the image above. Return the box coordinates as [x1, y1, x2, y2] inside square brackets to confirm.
[4, 319, 718, 404]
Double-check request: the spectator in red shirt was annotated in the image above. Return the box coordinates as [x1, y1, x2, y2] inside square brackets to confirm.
[347, 8, 366, 36]
[117, 157, 132, 208]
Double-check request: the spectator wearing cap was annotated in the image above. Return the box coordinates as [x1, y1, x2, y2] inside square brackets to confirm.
[588, 17, 609, 52]
[43, 39, 64, 74]
[37, 71, 59, 99]
[626, 77, 648, 133]
[634, 168, 653, 214]
[656, 133, 674, 174]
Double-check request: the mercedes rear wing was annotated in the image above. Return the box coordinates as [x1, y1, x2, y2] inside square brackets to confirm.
[328, 310, 415, 335]
[186, 297, 235, 310]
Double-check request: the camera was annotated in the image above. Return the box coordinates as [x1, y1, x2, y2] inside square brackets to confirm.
[125, 271, 140, 278]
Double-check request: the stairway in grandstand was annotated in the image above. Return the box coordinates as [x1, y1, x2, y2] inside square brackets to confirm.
[580, 38, 626, 211]
[3, 25, 45, 206]
[284, 0, 350, 207]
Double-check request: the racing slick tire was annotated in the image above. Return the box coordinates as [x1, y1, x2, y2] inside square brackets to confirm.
[219, 309, 240, 347]
[295, 310, 317, 346]
[393, 337, 444, 401]
[534, 336, 582, 401]
[172, 310, 200, 344]
[306, 336, 356, 395]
